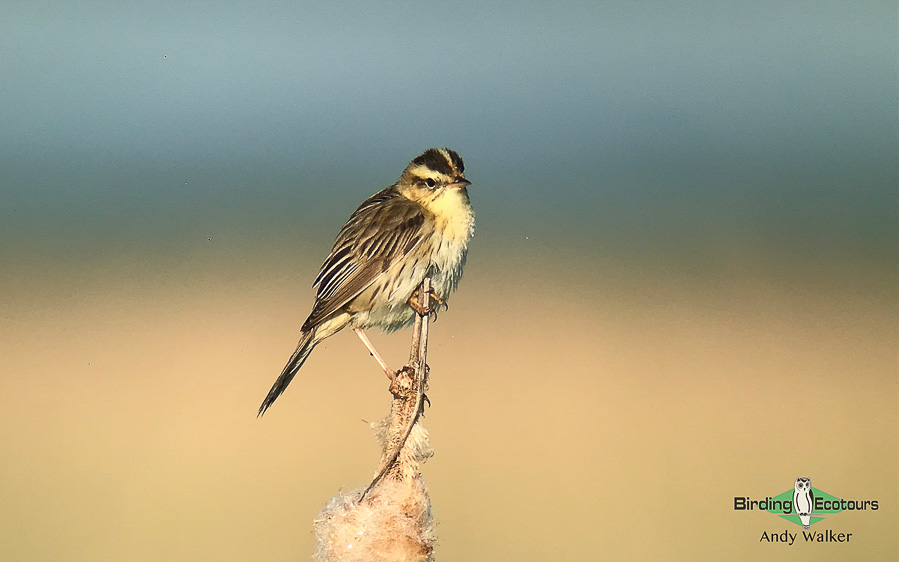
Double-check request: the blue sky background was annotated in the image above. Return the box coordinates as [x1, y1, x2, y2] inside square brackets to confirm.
[2, 0, 895, 282]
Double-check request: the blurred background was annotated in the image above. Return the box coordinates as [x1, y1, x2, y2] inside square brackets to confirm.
[1, 1, 895, 560]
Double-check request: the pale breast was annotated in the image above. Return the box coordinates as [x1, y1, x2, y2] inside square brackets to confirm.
[353, 187, 474, 332]
[423, 187, 475, 298]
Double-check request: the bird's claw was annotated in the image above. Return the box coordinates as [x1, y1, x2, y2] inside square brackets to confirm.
[389, 365, 415, 398]
[408, 288, 446, 319]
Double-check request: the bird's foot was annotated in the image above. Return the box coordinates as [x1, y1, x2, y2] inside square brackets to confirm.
[389, 364, 430, 402]
[390, 365, 416, 398]
[407, 288, 446, 318]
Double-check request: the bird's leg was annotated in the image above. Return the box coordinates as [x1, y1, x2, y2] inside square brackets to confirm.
[353, 328, 395, 380]
[407, 288, 446, 317]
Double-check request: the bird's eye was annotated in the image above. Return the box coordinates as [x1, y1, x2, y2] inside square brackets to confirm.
[424, 178, 436, 188]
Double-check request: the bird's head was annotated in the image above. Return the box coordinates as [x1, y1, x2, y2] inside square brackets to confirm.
[397, 148, 470, 201]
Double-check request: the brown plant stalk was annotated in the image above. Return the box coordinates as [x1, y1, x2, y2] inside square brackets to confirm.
[313, 278, 436, 561]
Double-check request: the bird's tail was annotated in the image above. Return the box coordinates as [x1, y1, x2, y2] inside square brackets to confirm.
[258, 330, 317, 416]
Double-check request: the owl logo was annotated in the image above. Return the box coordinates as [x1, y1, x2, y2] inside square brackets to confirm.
[793, 477, 815, 529]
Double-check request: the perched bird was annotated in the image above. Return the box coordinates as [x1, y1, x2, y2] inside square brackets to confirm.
[258, 148, 474, 415]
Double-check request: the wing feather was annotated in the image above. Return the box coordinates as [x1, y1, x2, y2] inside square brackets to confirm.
[302, 187, 430, 331]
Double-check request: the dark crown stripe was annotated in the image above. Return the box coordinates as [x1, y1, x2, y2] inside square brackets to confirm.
[446, 148, 464, 174]
[411, 148, 463, 176]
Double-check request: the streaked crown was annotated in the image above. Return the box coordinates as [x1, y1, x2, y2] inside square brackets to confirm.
[400, 148, 468, 189]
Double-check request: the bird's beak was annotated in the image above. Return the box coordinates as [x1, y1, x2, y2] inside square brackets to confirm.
[450, 178, 471, 188]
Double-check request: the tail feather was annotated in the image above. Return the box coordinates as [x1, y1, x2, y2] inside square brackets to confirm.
[258, 330, 317, 416]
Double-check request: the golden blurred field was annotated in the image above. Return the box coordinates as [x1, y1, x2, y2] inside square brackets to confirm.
[1, 244, 895, 561]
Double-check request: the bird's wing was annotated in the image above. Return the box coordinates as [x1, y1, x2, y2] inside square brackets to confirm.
[302, 187, 430, 330]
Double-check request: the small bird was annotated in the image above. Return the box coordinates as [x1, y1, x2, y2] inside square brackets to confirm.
[258, 148, 474, 415]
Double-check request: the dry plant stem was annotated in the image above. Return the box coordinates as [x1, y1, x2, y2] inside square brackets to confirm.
[359, 278, 431, 501]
